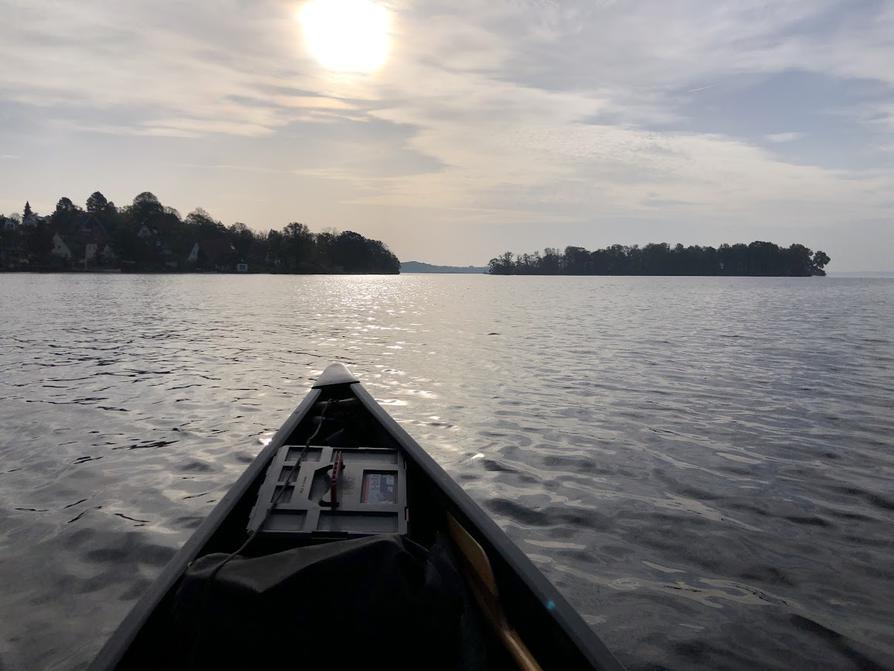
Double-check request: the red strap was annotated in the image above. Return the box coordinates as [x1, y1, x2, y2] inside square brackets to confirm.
[330, 450, 344, 508]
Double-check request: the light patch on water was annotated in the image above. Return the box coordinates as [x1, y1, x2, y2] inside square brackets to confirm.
[643, 561, 686, 574]
[526, 539, 587, 551]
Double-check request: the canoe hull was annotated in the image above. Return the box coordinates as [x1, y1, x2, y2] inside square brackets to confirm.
[89, 365, 623, 670]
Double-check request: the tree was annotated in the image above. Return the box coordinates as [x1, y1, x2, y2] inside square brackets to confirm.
[55, 197, 76, 214]
[265, 229, 283, 267]
[86, 191, 108, 213]
[281, 222, 315, 270]
[564, 246, 590, 274]
[314, 229, 337, 268]
[812, 250, 830, 276]
[132, 191, 163, 219]
[488, 252, 515, 274]
[329, 231, 398, 273]
[51, 197, 82, 231]
[229, 222, 256, 260]
[185, 208, 225, 235]
[541, 248, 561, 274]
[22, 215, 52, 261]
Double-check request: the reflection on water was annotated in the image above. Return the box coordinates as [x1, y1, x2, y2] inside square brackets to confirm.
[0, 274, 892, 670]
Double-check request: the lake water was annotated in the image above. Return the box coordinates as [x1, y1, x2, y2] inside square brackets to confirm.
[0, 274, 892, 670]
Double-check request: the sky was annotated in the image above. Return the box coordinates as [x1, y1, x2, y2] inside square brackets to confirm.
[1, 0, 893, 270]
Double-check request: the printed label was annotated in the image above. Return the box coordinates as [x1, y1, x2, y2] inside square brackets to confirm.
[361, 472, 396, 504]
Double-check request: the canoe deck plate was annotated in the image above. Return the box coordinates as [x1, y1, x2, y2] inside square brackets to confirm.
[248, 445, 408, 538]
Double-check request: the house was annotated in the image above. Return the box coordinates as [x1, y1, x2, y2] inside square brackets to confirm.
[137, 224, 154, 239]
[21, 214, 45, 228]
[236, 262, 248, 273]
[101, 244, 117, 264]
[51, 233, 72, 260]
[186, 238, 235, 270]
[78, 215, 107, 238]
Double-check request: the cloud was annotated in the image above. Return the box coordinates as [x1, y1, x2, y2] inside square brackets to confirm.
[2, 1, 888, 138]
[861, 103, 894, 132]
[0, 1, 364, 137]
[288, 1, 893, 227]
[765, 132, 805, 143]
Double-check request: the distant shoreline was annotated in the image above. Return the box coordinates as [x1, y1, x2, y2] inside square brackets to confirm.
[1, 192, 400, 274]
[400, 261, 487, 274]
[828, 271, 894, 278]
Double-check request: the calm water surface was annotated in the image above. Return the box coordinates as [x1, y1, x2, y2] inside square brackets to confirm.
[0, 274, 892, 670]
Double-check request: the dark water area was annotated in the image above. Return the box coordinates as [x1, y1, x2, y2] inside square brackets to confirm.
[0, 274, 892, 670]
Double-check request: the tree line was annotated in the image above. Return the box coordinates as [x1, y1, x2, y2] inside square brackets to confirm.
[488, 242, 830, 276]
[0, 191, 400, 274]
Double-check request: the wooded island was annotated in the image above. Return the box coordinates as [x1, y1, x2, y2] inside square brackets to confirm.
[489, 243, 830, 276]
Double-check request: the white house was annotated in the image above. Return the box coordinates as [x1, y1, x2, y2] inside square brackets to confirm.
[51, 233, 72, 260]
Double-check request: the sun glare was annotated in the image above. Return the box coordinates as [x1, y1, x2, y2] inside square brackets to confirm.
[298, 0, 391, 73]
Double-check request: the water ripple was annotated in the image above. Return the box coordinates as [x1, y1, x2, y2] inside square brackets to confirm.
[0, 274, 892, 670]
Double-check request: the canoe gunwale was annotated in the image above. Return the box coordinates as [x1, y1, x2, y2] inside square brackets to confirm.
[350, 383, 624, 671]
[87, 387, 323, 671]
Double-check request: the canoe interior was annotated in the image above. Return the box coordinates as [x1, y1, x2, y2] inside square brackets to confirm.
[92, 371, 622, 671]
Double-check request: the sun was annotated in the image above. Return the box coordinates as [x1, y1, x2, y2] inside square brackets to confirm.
[298, 0, 391, 73]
